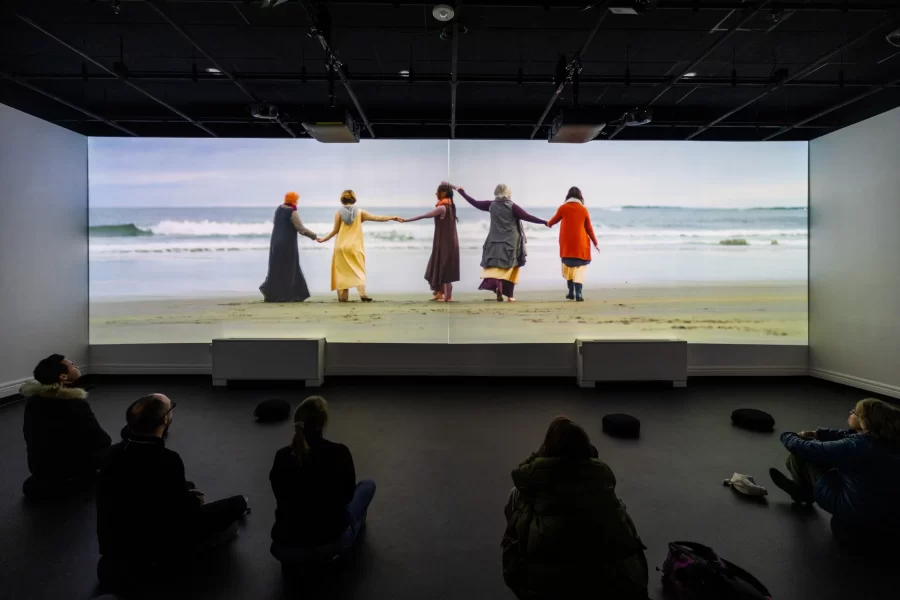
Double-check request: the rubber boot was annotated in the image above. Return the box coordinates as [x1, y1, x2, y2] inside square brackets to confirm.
[566, 280, 575, 300]
[574, 283, 584, 302]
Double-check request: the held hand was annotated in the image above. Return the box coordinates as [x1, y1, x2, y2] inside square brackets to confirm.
[395, 217, 404, 223]
[316, 237, 325, 243]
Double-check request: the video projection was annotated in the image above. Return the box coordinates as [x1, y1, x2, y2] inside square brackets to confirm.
[88, 138, 807, 345]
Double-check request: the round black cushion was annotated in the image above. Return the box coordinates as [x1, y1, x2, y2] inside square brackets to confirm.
[602, 413, 640, 438]
[731, 408, 775, 432]
[255, 399, 291, 422]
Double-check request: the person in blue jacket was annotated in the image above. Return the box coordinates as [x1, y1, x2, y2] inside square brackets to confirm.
[769, 397, 900, 526]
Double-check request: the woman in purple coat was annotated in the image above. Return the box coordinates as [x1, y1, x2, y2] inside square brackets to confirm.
[401, 183, 460, 302]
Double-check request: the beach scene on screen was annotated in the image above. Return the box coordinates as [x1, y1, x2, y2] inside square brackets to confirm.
[89, 138, 808, 344]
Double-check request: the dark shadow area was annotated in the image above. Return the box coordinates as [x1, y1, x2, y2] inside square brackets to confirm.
[1, 376, 896, 600]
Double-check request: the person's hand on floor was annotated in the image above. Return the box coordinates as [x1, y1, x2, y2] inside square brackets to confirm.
[798, 430, 816, 439]
[189, 489, 205, 505]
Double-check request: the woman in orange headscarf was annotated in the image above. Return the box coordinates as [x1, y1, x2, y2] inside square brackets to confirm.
[260, 191, 318, 302]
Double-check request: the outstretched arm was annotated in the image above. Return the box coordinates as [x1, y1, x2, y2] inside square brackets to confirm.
[290, 211, 318, 240]
[547, 207, 563, 228]
[317, 212, 341, 243]
[584, 214, 599, 248]
[456, 188, 492, 212]
[403, 206, 447, 223]
[361, 210, 399, 223]
[512, 204, 547, 226]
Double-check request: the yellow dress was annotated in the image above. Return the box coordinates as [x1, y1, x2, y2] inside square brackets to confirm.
[331, 211, 366, 291]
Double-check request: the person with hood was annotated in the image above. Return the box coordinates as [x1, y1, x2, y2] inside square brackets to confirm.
[449, 183, 547, 302]
[502, 416, 648, 600]
[399, 182, 461, 302]
[316, 190, 401, 302]
[769, 397, 900, 530]
[546, 186, 599, 302]
[259, 191, 318, 302]
[21, 354, 111, 500]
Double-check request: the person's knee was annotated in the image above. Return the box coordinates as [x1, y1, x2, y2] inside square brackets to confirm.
[358, 479, 376, 497]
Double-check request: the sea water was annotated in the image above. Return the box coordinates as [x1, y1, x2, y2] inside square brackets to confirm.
[89, 205, 808, 299]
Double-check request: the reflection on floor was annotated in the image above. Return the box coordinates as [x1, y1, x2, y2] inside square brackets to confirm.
[90, 282, 808, 344]
[0, 376, 892, 600]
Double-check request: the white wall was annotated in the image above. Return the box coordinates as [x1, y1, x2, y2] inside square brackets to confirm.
[809, 106, 900, 398]
[0, 104, 88, 397]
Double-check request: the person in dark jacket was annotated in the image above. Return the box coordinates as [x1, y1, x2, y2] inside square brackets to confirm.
[260, 191, 318, 302]
[502, 416, 648, 600]
[269, 396, 376, 563]
[769, 397, 900, 527]
[96, 393, 248, 584]
[21, 354, 111, 500]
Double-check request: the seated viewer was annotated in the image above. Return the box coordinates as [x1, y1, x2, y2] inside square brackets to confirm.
[21, 354, 111, 499]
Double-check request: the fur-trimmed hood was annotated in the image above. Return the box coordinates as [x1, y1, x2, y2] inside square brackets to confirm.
[20, 381, 88, 400]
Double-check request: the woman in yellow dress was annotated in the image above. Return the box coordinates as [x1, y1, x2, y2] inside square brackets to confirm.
[316, 190, 401, 302]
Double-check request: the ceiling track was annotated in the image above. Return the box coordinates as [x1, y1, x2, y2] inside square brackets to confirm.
[686, 16, 899, 140]
[13, 12, 217, 136]
[145, 0, 296, 137]
[608, 0, 770, 141]
[0, 70, 138, 136]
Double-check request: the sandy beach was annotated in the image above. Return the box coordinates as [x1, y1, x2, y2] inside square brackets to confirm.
[90, 281, 807, 345]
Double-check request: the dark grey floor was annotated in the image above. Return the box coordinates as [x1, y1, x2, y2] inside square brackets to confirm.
[0, 376, 895, 600]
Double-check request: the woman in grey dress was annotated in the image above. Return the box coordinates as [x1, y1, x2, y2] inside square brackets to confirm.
[259, 191, 318, 302]
[450, 183, 547, 302]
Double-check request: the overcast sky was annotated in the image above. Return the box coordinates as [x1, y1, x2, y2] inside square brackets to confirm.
[89, 137, 808, 208]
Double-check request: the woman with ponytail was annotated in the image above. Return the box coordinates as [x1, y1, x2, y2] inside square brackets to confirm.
[269, 397, 376, 561]
[399, 182, 461, 302]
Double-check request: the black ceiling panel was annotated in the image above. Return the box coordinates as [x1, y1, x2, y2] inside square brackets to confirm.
[1, 0, 899, 141]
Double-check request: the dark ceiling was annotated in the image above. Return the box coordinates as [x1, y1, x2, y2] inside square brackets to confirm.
[2, 0, 900, 141]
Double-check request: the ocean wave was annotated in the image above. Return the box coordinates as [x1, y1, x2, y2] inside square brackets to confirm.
[89, 223, 153, 237]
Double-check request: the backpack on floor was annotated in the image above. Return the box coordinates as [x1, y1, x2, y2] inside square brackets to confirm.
[662, 541, 772, 600]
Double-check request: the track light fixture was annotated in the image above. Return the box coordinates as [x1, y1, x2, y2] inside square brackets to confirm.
[433, 4, 455, 22]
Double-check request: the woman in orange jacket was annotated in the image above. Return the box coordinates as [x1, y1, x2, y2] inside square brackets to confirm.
[547, 187, 599, 301]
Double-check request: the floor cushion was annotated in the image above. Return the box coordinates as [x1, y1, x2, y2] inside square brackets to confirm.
[602, 413, 641, 438]
[731, 408, 775, 432]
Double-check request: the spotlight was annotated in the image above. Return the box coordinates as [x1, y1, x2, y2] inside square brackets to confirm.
[260, 0, 290, 8]
[432, 4, 455, 22]
[609, 0, 657, 15]
[250, 104, 280, 120]
[206, 67, 222, 74]
[888, 28, 900, 48]
[624, 108, 652, 127]
[399, 70, 410, 78]
[682, 72, 697, 78]
[111, 0, 120, 15]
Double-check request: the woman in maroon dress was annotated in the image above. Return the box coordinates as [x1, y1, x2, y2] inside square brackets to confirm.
[401, 183, 460, 302]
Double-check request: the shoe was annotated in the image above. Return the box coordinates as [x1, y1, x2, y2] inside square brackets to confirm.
[769, 468, 813, 504]
[576, 297, 584, 302]
[566, 293, 575, 300]
[360, 296, 374, 302]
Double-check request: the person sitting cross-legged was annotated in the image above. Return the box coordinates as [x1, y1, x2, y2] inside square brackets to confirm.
[96, 393, 248, 587]
[21, 354, 111, 501]
[770, 398, 900, 535]
[502, 416, 649, 600]
[269, 396, 376, 567]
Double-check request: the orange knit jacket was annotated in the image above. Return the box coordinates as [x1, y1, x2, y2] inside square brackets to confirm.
[547, 200, 598, 261]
